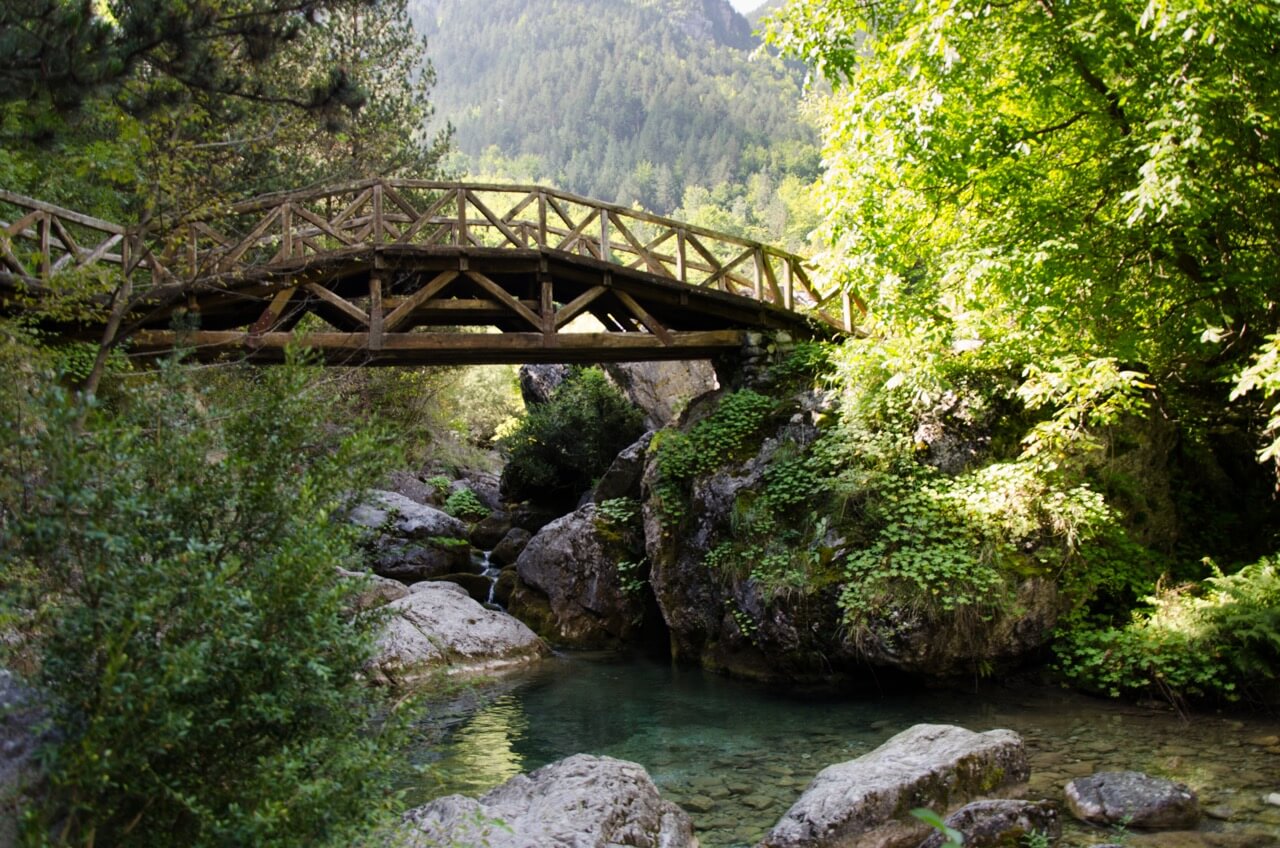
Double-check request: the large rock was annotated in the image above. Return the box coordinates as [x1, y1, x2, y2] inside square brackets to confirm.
[470, 511, 513, 550]
[916, 800, 1060, 848]
[398, 754, 696, 848]
[508, 504, 649, 648]
[350, 491, 474, 582]
[603, 361, 717, 429]
[2, 669, 50, 848]
[1065, 771, 1200, 830]
[760, 724, 1029, 848]
[350, 490, 468, 539]
[336, 567, 410, 612]
[491, 527, 533, 566]
[592, 431, 654, 502]
[518, 363, 572, 406]
[369, 582, 547, 684]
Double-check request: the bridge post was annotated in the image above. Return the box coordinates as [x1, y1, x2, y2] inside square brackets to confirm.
[711, 329, 797, 391]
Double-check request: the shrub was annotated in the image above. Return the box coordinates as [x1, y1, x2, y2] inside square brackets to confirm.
[443, 486, 489, 521]
[498, 367, 645, 503]
[0, 356, 411, 847]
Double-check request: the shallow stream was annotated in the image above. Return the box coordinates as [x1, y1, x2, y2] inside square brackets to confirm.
[408, 653, 1280, 847]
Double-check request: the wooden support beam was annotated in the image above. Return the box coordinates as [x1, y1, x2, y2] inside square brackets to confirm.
[303, 283, 369, 327]
[248, 286, 297, 336]
[615, 289, 673, 346]
[369, 274, 384, 350]
[465, 270, 543, 330]
[383, 270, 459, 331]
[553, 285, 607, 329]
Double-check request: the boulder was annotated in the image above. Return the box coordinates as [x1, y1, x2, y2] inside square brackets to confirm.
[2, 669, 51, 848]
[491, 527, 533, 566]
[336, 567, 410, 611]
[383, 470, 437, 505]
[350, 490, 468, 539]
[469, 511, 513, 550]
[603, 361, 717, 429]
[518, 363, 571, 406]
[350, 490, 474, 582]
[592, 431, 654, 502]
[760, 724, 1029, 848]
[455, 468, 502, 511]
[1065, 771, 1200, 830]
[511, 501, 568, 534]
[508, 504, 648, 648]
[432, 573, 493, 604]
[916, 800, 1060, 848]
[398, 754, 695, 848]
[493, 568, 518, 608]
[369, 582, 547, 684]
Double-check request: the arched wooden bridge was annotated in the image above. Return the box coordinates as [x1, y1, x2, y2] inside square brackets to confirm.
[0, 180, 860, 365]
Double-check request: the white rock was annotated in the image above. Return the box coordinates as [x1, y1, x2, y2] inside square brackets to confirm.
[398, 754, 696, 848]
[760, 724, 1029, 848]
[369, 583, 547, 684]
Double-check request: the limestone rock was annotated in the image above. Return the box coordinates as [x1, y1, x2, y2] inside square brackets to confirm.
[760, 724, 1029, 848]
[369, 582, 547, 684]
[432, 573, 493, 604]
[350, 491, 473, 582]
[491, 527, 533, 566]
[592, 431, 654, 502]
[336, 567, 410, 611]
[350, 490, 468, 539]
[398, 754, 696, 848]
[916, 800, 1060, 848]
[1065, 771, 1200, 830]
[603, 361, 717, 429]
[383, 470, 436, 505]
[508, 504, 648, 648]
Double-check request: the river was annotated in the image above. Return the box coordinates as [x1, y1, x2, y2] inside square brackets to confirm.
[406, 652, 1280, 847]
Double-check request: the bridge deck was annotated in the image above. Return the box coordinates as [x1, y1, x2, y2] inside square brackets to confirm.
[0, 181, 860, 365]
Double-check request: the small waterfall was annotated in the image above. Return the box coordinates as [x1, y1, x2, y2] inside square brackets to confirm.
[480, 549, 502, 608]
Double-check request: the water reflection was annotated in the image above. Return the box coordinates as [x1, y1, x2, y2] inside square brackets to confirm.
[420, 694, 529, 797]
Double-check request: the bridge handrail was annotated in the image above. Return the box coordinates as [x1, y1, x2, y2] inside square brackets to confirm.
[0, 181, 861, 331]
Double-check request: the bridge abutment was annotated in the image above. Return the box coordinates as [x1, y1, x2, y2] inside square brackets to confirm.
[712, 329, 796, 392]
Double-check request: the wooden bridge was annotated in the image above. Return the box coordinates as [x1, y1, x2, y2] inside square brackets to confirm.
[0, 180, 859, 365]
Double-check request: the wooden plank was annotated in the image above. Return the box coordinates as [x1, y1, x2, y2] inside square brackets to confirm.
[248, 286, 297, 335]
[291, 203, 361, 246]
[615, 289, 674, 346]
[383, 270, 459, 330]
[701, 245, 753, 292]
[381, 182, 422, 221]
[220, 207, 282, 269]
[369, 274, 384, 350]
[540, 278, 554, 334]
[0, 190, 126, 234]
[329, 187, 375, 229]
[465, 270, 543, 330]
[456, 187, 468, 246]
[303, 283, 369, 326]
[609, 212, 672, 278]
[393, 190, 457, 245]
[553, 285, 607, 329]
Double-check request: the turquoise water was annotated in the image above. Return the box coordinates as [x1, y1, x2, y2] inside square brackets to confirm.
[408, 653, 1280, 847]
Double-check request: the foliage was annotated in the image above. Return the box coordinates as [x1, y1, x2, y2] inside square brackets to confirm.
[0, 353, 410, 847]
[497, 367, 645, 503]
[911, 808, 964, 847]
[651, 389, 777, 523]
[1230, 333, 1280, 466]
[443, 487, 489, 521]
[1057, 558, 1280, 702]
[414, 0, 819, 215]
[595, 497, 641, 527]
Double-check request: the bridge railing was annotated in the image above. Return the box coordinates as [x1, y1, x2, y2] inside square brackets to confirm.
[1, 181, 860, 331]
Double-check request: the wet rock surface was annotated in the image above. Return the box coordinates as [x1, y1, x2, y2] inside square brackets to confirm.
[399, 754, 696, 848]
[369, 582, 547, 684]
[760, 724, 1029, 848]
[916, 799, 1060, 848]
[1065, 770, 1201, 830]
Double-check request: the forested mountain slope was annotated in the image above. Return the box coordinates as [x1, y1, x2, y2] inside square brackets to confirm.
[409, 0, 817, 214]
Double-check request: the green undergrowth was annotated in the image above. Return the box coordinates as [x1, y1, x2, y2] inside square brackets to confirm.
[443, 486, 489, 521]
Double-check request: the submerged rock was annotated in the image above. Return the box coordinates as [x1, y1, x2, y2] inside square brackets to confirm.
[399, 754, 695, 848]
[507, 503, 649, 648]
[369, 582, 547, 684]
[1065, 771, 1200, 830]
[760, 724, 1029, 848]
[916, 799, 1060, 848]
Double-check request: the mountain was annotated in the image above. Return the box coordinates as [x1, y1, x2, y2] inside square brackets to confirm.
[409, 0, 817, 215]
